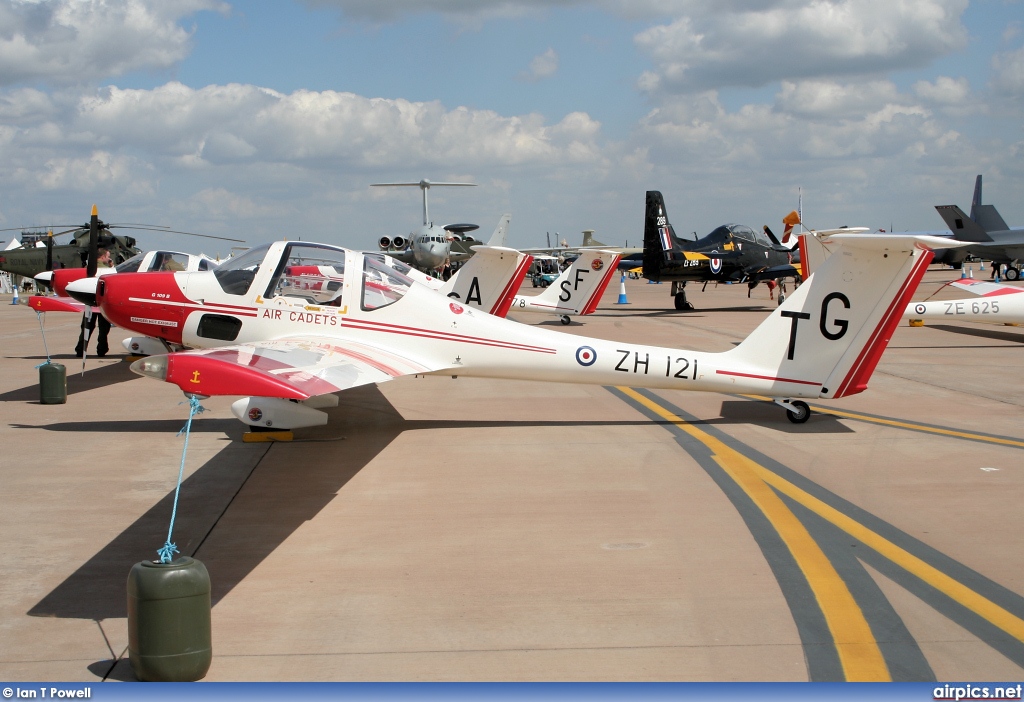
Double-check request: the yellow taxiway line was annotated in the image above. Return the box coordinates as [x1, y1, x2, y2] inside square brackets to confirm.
[745, 395, 1024, 449]
[619, 387, 891, 681]
[626, 388, 1024, 679]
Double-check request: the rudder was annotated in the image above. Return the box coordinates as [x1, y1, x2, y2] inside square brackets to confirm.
[724, 236, 939, 399]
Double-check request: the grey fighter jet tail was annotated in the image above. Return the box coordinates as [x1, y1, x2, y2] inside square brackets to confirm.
[935, 205, 993, 243]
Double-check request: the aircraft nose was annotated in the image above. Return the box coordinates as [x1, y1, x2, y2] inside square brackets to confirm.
[65, 277, 98, 307]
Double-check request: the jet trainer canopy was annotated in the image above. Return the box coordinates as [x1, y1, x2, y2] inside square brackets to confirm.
[708, 224, 774, 248]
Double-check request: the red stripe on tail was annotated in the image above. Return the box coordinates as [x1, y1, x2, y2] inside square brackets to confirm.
[491, 254, 533, 318]
[581, 255, 622, 315]
[833, 250, 933, 398]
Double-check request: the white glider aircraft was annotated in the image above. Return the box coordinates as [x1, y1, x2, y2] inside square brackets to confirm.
[68, 232, 955, 430]
[506, 249, 621, 324]
[905, 278, 1024, 325]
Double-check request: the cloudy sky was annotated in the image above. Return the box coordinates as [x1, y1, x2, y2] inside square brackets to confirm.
[0, 0, 1021, 256]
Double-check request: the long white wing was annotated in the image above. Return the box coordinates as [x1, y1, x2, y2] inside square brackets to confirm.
[948, 279, 1024, 297]
[131, 335, 453, 399]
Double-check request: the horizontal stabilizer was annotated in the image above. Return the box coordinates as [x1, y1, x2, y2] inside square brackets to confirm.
[936, 205, 992, 242]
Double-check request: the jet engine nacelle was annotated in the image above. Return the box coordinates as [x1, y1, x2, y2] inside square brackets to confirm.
[121, 336, 169, 356]
[378, 236, 407, 251]
[231, 396, 329, 430]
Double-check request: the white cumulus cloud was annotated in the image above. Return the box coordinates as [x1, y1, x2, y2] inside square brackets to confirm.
[992, 46, 1024, 100]
[634, 0, 969, 94]
[0, 0, 227, 87]
[519, 47, 559, 81]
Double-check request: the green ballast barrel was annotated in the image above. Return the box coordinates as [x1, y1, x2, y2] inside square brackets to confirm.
[127, 557, 212, 681]
[39, 362, 66, 404]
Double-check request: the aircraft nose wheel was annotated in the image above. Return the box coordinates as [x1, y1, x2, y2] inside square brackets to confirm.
[674, 293, 694, 311]
[1006, 267, 1020, 281]
[560, 315, 571, 325]
[786, 400, 810, 424]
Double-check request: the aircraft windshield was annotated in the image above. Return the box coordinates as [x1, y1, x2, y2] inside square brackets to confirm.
[115, 252, 146, 274]
[267, 243, 348, 306]
[362, 256, 413, 311]
[214, 243, 271, 296]
[153, 251, 189, 271]
[707, 225, 731, 241]
[367, 253, 414, 277]
[731, 225, 756, 242]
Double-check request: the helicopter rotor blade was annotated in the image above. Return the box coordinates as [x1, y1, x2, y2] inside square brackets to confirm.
[0, 224, 80, 233]
[51, 227, 87, 237]
[107, 225, 245, 243]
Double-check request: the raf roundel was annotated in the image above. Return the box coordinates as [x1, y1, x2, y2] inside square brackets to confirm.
[248, 407, 263, 422]
[575, 345, 597, 366]
[710, 258, 723, 274]
[591, 258, 604, 271]
[914, 303, 926, 315]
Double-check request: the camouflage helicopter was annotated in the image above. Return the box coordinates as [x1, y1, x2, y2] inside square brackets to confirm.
[0, 206, 243, 283]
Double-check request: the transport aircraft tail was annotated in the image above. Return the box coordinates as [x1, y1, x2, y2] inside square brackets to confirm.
[485, 213, 512, 247]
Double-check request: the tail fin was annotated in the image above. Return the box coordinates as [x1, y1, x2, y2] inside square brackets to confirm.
[524, 250, 621, 316]
[440, 246, 532, 317]
[643, 190, 686, 280]
[936, 205, 993, 242]
[726, 234, 959, 399]
[967, 175, 1009, 232]
[970, 174, 982, 218]
[486, 213, 512, 246]
[581, 230, 607, 247]
[974, 204, 1009, 233]
[781, 210, 801, 245]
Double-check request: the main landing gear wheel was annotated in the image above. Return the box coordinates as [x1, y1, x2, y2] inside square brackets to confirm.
[1006, 267, 1020, 281]
[560, 315, 571, 325]
[786, 400, 810, 424]
[674, 293, 694, 311]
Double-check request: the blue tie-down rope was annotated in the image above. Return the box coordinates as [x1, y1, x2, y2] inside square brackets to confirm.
[157, 395, 207, 563]
[34, 311, 52, 366]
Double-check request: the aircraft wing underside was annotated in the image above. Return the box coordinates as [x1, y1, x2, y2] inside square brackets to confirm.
[381, 248, 417, 265]
[144, 335, 452, 399]
[966, 242, 1024, 261]
[747, 263, 801, 282]
[29, 296, 94, 315]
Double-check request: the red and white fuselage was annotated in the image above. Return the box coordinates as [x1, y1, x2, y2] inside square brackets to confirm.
[87, 236, 954, 428]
